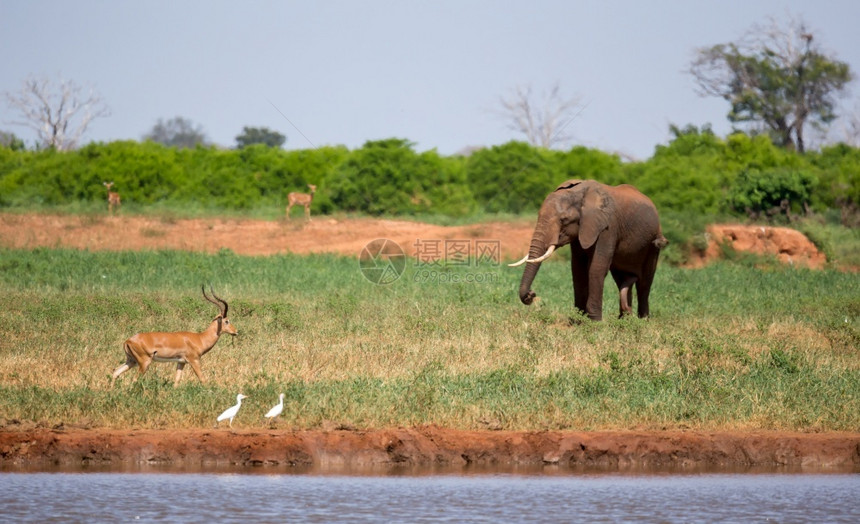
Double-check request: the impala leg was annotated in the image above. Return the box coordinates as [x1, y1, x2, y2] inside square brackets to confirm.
[173, 362, 186, 387]
[138, 358, 152, 376]
[188, 359, 205, 384]
[110, 362, 136, 387]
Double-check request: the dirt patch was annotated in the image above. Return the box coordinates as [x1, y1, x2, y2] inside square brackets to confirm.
[0, 213, 536, 260]
[0, 215, 827, 269]
[1, 427, 858, 472]
[688, 224, 826, 269]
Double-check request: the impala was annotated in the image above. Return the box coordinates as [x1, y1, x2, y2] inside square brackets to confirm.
[110, 286, 238, 387]
[103, 181, 121, 215]
[286, 184, 317, 220]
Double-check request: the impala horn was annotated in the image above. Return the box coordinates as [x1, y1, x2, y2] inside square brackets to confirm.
[202, 284, 228, 318]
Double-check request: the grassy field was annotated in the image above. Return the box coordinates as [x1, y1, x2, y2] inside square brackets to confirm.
[0, 246, 857, 432]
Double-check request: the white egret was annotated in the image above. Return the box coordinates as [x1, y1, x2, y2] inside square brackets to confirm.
[216, 393, 248, 428]
[264, 393, 285, 425]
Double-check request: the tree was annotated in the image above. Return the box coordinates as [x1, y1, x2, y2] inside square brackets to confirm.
[3, 76, 110, 150]
[689, 15, 853, 153]
[497, 83, 584, 149]
[235, 126, 286, 148]
[144, 116, 208, 148]
[0, 130, 25, 151]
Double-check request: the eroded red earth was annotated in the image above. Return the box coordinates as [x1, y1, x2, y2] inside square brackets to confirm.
[687, 224, 828, 269]
[1, 213, 851, 471]
[1, 425, 858, 472]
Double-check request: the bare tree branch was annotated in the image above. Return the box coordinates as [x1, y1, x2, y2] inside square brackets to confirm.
[497, 83, 584, 149]
[830, 100, 860, 147]
[4, 75, 110, 150]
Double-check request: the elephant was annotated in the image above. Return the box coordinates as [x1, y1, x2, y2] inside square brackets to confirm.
[510, 179, 668, 321]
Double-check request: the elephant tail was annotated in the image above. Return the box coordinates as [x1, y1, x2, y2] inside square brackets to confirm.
[653, 235, 668, 249]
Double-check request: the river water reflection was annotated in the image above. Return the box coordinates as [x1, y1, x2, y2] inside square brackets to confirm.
[1, 470, 858, 522]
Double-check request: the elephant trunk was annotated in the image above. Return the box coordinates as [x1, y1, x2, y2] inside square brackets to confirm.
[518, 219, 559, 305]
[518, 261, 540, 305]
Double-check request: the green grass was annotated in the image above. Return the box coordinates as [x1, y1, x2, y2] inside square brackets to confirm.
[0, 201, 292, 221]
[0, 246, 857, 431]
[0, 201, 531, 225]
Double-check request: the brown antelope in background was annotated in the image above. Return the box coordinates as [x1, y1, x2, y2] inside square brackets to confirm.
[110, 286, 238, 387]
[103, 181, 121, 214]
[286, 184, 317, 220]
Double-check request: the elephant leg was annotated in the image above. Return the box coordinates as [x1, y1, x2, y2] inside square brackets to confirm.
[581, 245, 615, 321]
[570, 247, 590, 316]
[636, 248, 661, 318]
[585, 261, 610, 321]
[585, 273, 605, 321]
[636, 278, 652, 318]
[611, 269, 637, 318]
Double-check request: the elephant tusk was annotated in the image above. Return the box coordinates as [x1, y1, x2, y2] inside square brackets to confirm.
[510, 245, 556, 266]
[507, 254, 530, 267]
[526, 245, 556, 263]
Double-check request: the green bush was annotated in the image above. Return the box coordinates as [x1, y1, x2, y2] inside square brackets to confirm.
[0, 140, 350, 212]
[465, 141, 560, 213]
[1, 132, 858, 225]
[808, 143, 860, 226]
[328, 138, 476, 216]
[726, 169, 817, 220]
[624, 130, 802, 215]
[466, 142, 626, 214]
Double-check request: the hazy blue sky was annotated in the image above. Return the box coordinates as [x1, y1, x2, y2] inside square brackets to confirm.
[2, 0, 858, 159]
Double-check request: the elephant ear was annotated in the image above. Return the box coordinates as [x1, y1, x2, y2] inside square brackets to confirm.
[579, 187, 610, 250]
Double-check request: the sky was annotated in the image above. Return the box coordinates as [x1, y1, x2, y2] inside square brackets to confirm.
[2, 0, 859, 160]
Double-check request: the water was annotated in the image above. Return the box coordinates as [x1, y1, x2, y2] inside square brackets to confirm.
[1, 471, 857, 522]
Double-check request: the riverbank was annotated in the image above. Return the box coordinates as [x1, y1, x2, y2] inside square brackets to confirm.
[2, 426, 858, 472]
